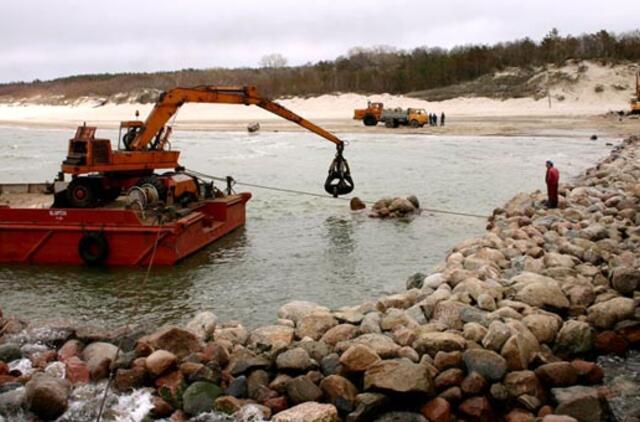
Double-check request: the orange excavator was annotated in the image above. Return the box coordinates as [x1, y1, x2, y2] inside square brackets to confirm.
[57, 85, 354, 208]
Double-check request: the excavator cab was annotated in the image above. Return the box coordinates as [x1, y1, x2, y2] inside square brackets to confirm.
[119, 120, 144, 150]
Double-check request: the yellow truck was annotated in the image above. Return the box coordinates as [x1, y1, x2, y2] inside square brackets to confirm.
[632, 71, 640, 115]
[353, 102, 429, 127]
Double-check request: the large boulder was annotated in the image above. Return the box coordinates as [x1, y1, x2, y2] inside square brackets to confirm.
[339, 344, 381, 372]
[552, 386, 603, 422]
[413, 332, 467, 356]
[535, 362, 579, 387]
[555, 320, 594, 356]
[610, 267, 640, 296]
[586, 297, 635, 329]
[25, 373, 71, 420]
[336, 334, 400, 358]
[82, 342, 120, 381]
[145, 350, 177, 376]
[319, 375, 359, 411]
[185, 311, 217, 341]
[364, 359, 434, 394]
[273, 402, 339, 422]
[296, 313, 338, 341]
[276, 347, 314, 372]
[182, 381, 223, 416]
[287, 376, 323, 404]
[144, 327, 202, 359]
[248, 325, 294, 352]
[278, 301, 330, 324]
[462, 349, 508, 382]
[522, 314, 561, 344]
[512, 273, 570, 310]
[0, 344, 21, 363]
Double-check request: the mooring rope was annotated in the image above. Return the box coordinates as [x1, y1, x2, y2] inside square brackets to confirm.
[96, 227, 164, 422]
[186, 169, 489, 219]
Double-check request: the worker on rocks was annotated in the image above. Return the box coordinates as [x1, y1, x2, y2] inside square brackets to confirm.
[545, 160, 560, 208]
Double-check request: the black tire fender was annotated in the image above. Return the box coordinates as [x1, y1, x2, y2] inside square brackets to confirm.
[78, 232, 109, 265]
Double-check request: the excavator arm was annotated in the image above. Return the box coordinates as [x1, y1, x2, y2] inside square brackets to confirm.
[129, 86, 341, 150]
[127, 85, 353, 196]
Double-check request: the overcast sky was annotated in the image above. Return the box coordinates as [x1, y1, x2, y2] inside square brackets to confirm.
[1, 0, 639, 83]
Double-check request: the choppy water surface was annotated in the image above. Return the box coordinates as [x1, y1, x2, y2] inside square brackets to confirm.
[0, 126, 613, 329]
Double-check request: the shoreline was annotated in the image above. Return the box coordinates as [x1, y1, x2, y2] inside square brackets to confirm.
[0, 135, 639, 421]
[0, 114, 639, 140]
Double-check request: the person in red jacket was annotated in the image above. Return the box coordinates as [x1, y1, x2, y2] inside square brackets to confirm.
[545, 160, 560, 208]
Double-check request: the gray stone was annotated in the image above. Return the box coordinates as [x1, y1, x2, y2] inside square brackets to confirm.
[183, 381, 223, 415]
[587, 297, 636, 329]
[276, 347, 314, 372]
[0, 344, 21, 363]
[185, 311, 218, 341]
[555, 320, 594, 356]
[287, 376, 323, 404]
[278, 301, 330, 324]
[0, 388, 26, 416]
[610, 267, 640, 295]
[552, 386, 602, 422]
[462, 349, 508, 381]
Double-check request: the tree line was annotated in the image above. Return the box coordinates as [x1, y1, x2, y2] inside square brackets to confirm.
[1, 29, 639, 102]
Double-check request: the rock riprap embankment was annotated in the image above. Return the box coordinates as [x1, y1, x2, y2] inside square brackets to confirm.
[1, 137, 640, 421]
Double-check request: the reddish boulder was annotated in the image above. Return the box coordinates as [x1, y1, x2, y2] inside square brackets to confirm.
[420, 397, 451, 422]
[435, 368, 464, 390]
[595, 331, 628, 356]
[0, 361, 8, 376]
[58, 339, 83, 362]
[151, 396, 174, 418]
[535, 362, 579, 387]
[114, 366, 146, 392]
[570, 360, 604, 385]
[264, 396, 289, 414]
[459, 396, 494, 422]
[64, 356, 90, 384]
[32, 350, 57, 369]
[505, 408, 535, 422]
[144, 327, 203, 359]
[461, 371, 487, 395]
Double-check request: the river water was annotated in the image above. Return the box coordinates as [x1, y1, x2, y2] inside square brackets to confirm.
[0, 126, 613, 330]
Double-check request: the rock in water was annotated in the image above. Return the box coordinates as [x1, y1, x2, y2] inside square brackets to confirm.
[25, 373, 71, 420]
[350, 197, 366, 211]
[185, 311, 218, 341]
[182, 381, 223, 416]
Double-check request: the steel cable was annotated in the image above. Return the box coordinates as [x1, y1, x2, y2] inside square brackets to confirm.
[186, 169, 489, 219]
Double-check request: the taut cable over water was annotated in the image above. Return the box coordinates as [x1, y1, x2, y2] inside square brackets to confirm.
[186, 169, 490, 220]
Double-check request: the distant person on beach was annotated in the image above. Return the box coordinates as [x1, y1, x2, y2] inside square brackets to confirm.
[545, 160, 560, 208]
[441, 112, 445, 126]
[433, 114, 438, 126]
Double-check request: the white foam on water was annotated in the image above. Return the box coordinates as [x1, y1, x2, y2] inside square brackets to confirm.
[8, 358, 33, 376]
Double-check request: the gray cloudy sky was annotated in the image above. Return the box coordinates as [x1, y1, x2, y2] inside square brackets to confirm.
[1, 0, 639, 83]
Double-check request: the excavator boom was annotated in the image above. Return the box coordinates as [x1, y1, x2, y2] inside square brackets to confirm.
[131, 86, 342, 150]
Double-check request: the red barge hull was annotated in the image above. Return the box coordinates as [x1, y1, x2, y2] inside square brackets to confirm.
[0, 192, 251, 266]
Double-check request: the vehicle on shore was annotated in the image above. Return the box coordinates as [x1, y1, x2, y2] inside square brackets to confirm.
[353, 101, 429, 127]
[631, 71, 640, 115]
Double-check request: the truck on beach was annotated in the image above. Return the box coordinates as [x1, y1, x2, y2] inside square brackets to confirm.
[353, 102, 429, 128]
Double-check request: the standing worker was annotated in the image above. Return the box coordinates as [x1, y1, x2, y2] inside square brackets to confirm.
[545, 160, 560, 208]
[433, 113, 438, 126]
[441, 112, 445, 126]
